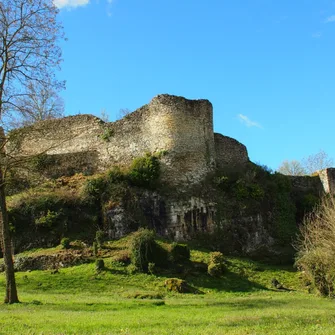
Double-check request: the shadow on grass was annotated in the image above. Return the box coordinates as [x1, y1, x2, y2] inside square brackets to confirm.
[101, 267, 128, 275]
[168, 297, 290, 311]
[186, 270, 268, 293]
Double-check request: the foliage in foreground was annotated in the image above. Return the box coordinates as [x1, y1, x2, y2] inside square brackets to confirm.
[295, 196, 335, 296]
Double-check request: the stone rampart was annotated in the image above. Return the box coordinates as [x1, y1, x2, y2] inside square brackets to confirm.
[11, 94, 216, 186]
[318, 168, 335, 194]
[214, 133, 249, 169]
[14, 93, 335, 197]
[289, 175, 324, 194]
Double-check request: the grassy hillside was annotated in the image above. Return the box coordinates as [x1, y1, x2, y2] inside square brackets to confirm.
[1, 237, 334, 334]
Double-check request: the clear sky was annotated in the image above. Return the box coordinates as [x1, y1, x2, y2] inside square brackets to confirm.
[54, 0, 335, 171]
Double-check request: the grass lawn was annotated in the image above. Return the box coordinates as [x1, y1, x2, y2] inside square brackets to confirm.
[1, 244, 335, 334]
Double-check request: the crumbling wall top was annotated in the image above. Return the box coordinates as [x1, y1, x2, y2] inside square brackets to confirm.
[214, 133, 249, 169]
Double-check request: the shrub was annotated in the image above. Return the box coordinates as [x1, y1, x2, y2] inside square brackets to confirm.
[295, 196, 335, 296]
[95, 230, 105, 248]
[128, 153, 160, 188]
[112, 250, 131, 265]
[60, 237, 71, 249]
[100, 127, 114, 142]
[164, 278, 195, 293]
[35, 210, 59, 228]
[233, 180, 249, 199]
[208, 251, 225, 277]
[249, 183, 265, 200]
[148, 262, 156, 275]
[129, 228, 168, 272]
[107, 166, 125, 183]
[83, 177, 106, 199]
[95, 259, 105, 271]
[170, 243, 190, 263]
[127, 264, 138, 274]
[30, 153, 56, 172]
[92, 242, 98, 257]
[209, 251, 224, 265]
[5, 170, 30, 196]
[214, 176, 230, 190]
[208, 262, 223, 277]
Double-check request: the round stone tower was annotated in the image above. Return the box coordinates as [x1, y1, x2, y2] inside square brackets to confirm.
[144, 94, 216, 185]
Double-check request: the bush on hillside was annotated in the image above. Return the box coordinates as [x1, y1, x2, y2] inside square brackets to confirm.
[208, 262, 224, 277]
[95, 230, 105, 248]
[129, 228, 168, 272]
[95, 259, 105, 271]
[209, 251, 225, 265]
[35, 210, 60, 228]
[164, 278, 201, 294]
[148, 262, 156, 275]
[83, 177, 106, 199]
[208, 251, 225, 277]
[107, 166, 125, 183]
[60, 237, 71, 249]
[295, 196, 335, 296]
[170, 243, 190, 263]
[92, 242, 98, 257]
[128, 153, 160, 188]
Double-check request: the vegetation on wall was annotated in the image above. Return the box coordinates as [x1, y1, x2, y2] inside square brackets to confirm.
[29, 152, 98, 179]
[211, 163, 319, 260]
[99, 127, 114, 142]
[128, 153, 161, 188]
[4, 146, 322, 266]
[7, 188, 99, 252]
[6, 152, 163, 254]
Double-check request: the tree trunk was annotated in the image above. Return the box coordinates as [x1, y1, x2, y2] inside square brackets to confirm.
[0, 127, 19, 304]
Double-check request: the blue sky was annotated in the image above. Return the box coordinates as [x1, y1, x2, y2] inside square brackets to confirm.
[54, 0, 335, 171]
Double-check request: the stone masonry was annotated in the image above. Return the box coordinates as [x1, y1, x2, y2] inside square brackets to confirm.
[11, 94, 249, 186]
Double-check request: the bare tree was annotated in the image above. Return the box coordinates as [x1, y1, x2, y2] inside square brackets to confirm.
[302, 150, 334, 175]
[277, 160, 306, 176]
[295, 196, 335, 296]
[99, 108, 109, 122]
[0, 0, 64, 303]
[116, 108, 131, 120]
[9, 80, 64, 128]
[278, 151, 334, 176]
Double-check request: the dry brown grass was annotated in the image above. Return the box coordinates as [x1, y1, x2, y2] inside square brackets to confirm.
[295, 196, 335, 296]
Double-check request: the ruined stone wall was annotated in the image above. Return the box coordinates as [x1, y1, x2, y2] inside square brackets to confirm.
[9, 114, 103, 157]
[318, 168, 335, 194]
[11, 94, 216, 186]
[289, 175, 324, 194]
[214, 133, 249, 169]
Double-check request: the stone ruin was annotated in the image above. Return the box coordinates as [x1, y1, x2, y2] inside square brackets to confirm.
[9, 94, 335, 256]
[12, 94, 249, 186]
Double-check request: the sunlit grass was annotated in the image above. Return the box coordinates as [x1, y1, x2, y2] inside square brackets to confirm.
[0, 242, 333, 334]
[1, 289, 335, 335]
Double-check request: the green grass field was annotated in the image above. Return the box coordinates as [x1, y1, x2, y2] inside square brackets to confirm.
[1, 242, 335, 335]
